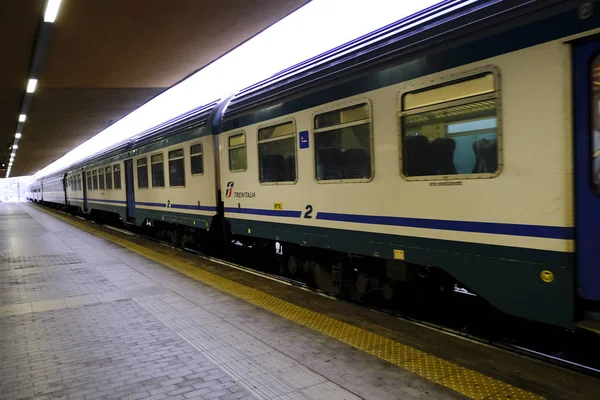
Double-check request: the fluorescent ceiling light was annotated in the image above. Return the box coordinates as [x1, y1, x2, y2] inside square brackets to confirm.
[35, 0, 445, 178]
[12, 145, 18, 149]
[11, 153, 16, 157]
[44, 0, 62, 23]
[18, 114, 26, 122]
[26, 79, 38, 93]
[15, 133, 21, 139]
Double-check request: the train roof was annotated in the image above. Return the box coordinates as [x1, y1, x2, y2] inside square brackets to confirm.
[222, 0, 576, 119]
[63, 99, 220, 173]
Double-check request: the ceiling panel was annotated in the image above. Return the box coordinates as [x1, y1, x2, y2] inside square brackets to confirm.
[1, 0, 309, 176]
[0, 0, 45, 174]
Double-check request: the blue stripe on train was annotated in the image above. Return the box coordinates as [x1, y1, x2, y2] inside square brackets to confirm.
[224, 207, 302, 218]
[316, 212, 573, 240]
[224, 208, 573, 240]
[89, 198, 126, 204]
[136, 201, 216, 212]
[73, 198, 216, 212]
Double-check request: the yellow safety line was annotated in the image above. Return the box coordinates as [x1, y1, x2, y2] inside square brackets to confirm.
[34, 205, 544, 400]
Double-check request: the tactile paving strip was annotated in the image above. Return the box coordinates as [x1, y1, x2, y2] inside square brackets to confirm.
[37, 205, 546, 400]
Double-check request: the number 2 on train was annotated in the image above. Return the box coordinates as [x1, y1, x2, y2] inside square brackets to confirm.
[304, 204, 313, 219]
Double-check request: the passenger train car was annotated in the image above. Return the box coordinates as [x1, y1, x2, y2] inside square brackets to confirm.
[29, 0, 600, 329]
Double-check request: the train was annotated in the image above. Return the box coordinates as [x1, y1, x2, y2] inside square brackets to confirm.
[28, 0, 600, 330]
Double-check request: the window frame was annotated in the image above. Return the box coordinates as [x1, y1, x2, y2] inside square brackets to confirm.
[150, 152, 165, 188]
[136, 157, 149, 189]
[168, 148, 186, 188]
[257, 118, 298, 185]
[398, 66, 503, 182]
[312, 99, 374, 184]
[190, 142, 204, 176]
[228, 132, 248, 173]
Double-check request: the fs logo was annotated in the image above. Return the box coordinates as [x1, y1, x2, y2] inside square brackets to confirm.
[225, 181, 234, 198]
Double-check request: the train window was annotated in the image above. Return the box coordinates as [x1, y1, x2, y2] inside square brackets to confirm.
[98, 168, 105, 190]
[229, 133, 247, 172]
[137, 158, 148, 189]
[400, 71, 499, 179]
[258, 121, 296, 183]
[87, 171, 92, 191]
[314, 103, 372, 181]
[105, 167, 112, 190]
[151, 153, 165, 188]
[592, 54, 600, 194]
[77, 176, 81, 191]
[168, 149, 185, 187]
[92, 170, 98, 190]
[113, 164, 121, 189]
[190, 143, 203, 175]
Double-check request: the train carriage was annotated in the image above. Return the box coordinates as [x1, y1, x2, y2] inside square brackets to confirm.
[218, 0, 600, 327]
[39, 172, 67, 207]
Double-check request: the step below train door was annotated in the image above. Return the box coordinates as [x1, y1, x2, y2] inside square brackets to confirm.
[574, 36, 600, 320]
[124, 159, 136, 222]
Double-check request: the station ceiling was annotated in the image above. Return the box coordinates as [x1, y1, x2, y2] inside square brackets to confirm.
[0, 0, 308, 177]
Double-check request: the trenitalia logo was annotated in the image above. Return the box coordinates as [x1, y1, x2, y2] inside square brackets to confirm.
[225, 181, 234, 198]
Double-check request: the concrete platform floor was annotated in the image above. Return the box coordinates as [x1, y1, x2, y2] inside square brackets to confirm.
[1, 203, 597, 400]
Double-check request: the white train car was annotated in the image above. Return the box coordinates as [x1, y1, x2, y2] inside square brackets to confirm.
[40, 172, 66, 206]
[218, 0, 600, 327]
[53, 101, 222, 248]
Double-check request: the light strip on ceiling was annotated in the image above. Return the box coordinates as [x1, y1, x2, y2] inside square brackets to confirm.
[26, 79, 38, 93]
[34, 0, 447, 179]
[44, 0, 62, 23]
[6, 0, 64, 178]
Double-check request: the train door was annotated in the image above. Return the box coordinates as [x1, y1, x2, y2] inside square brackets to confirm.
[574, 38, 600, 307]
[63, 173, 68, 205]
[124, 159, 135, 221]
[81, 171, 88, 211]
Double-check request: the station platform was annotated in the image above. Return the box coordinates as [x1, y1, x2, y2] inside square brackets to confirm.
[1, 203, 598, 400]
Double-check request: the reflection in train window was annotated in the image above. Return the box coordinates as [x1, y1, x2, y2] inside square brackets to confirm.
[229, 133, 247, 172]
[401, 72, 499, 178]
[591, 54, 600, 193]
[113, 164, 121, 190]
[92, 169, 98, 190]
[151, 153, 165, 188]
[190, 143, 203, 175]
[105, 167, 112, 190]
[314, 103, 372, 181]
[258, 121, 296, 183]
[137, 158, 148, 189]
[169, 149, 185, 187]
[98, 168, 105, 190]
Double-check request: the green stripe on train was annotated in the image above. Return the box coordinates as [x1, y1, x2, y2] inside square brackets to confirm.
[227, 217, 574, 328]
